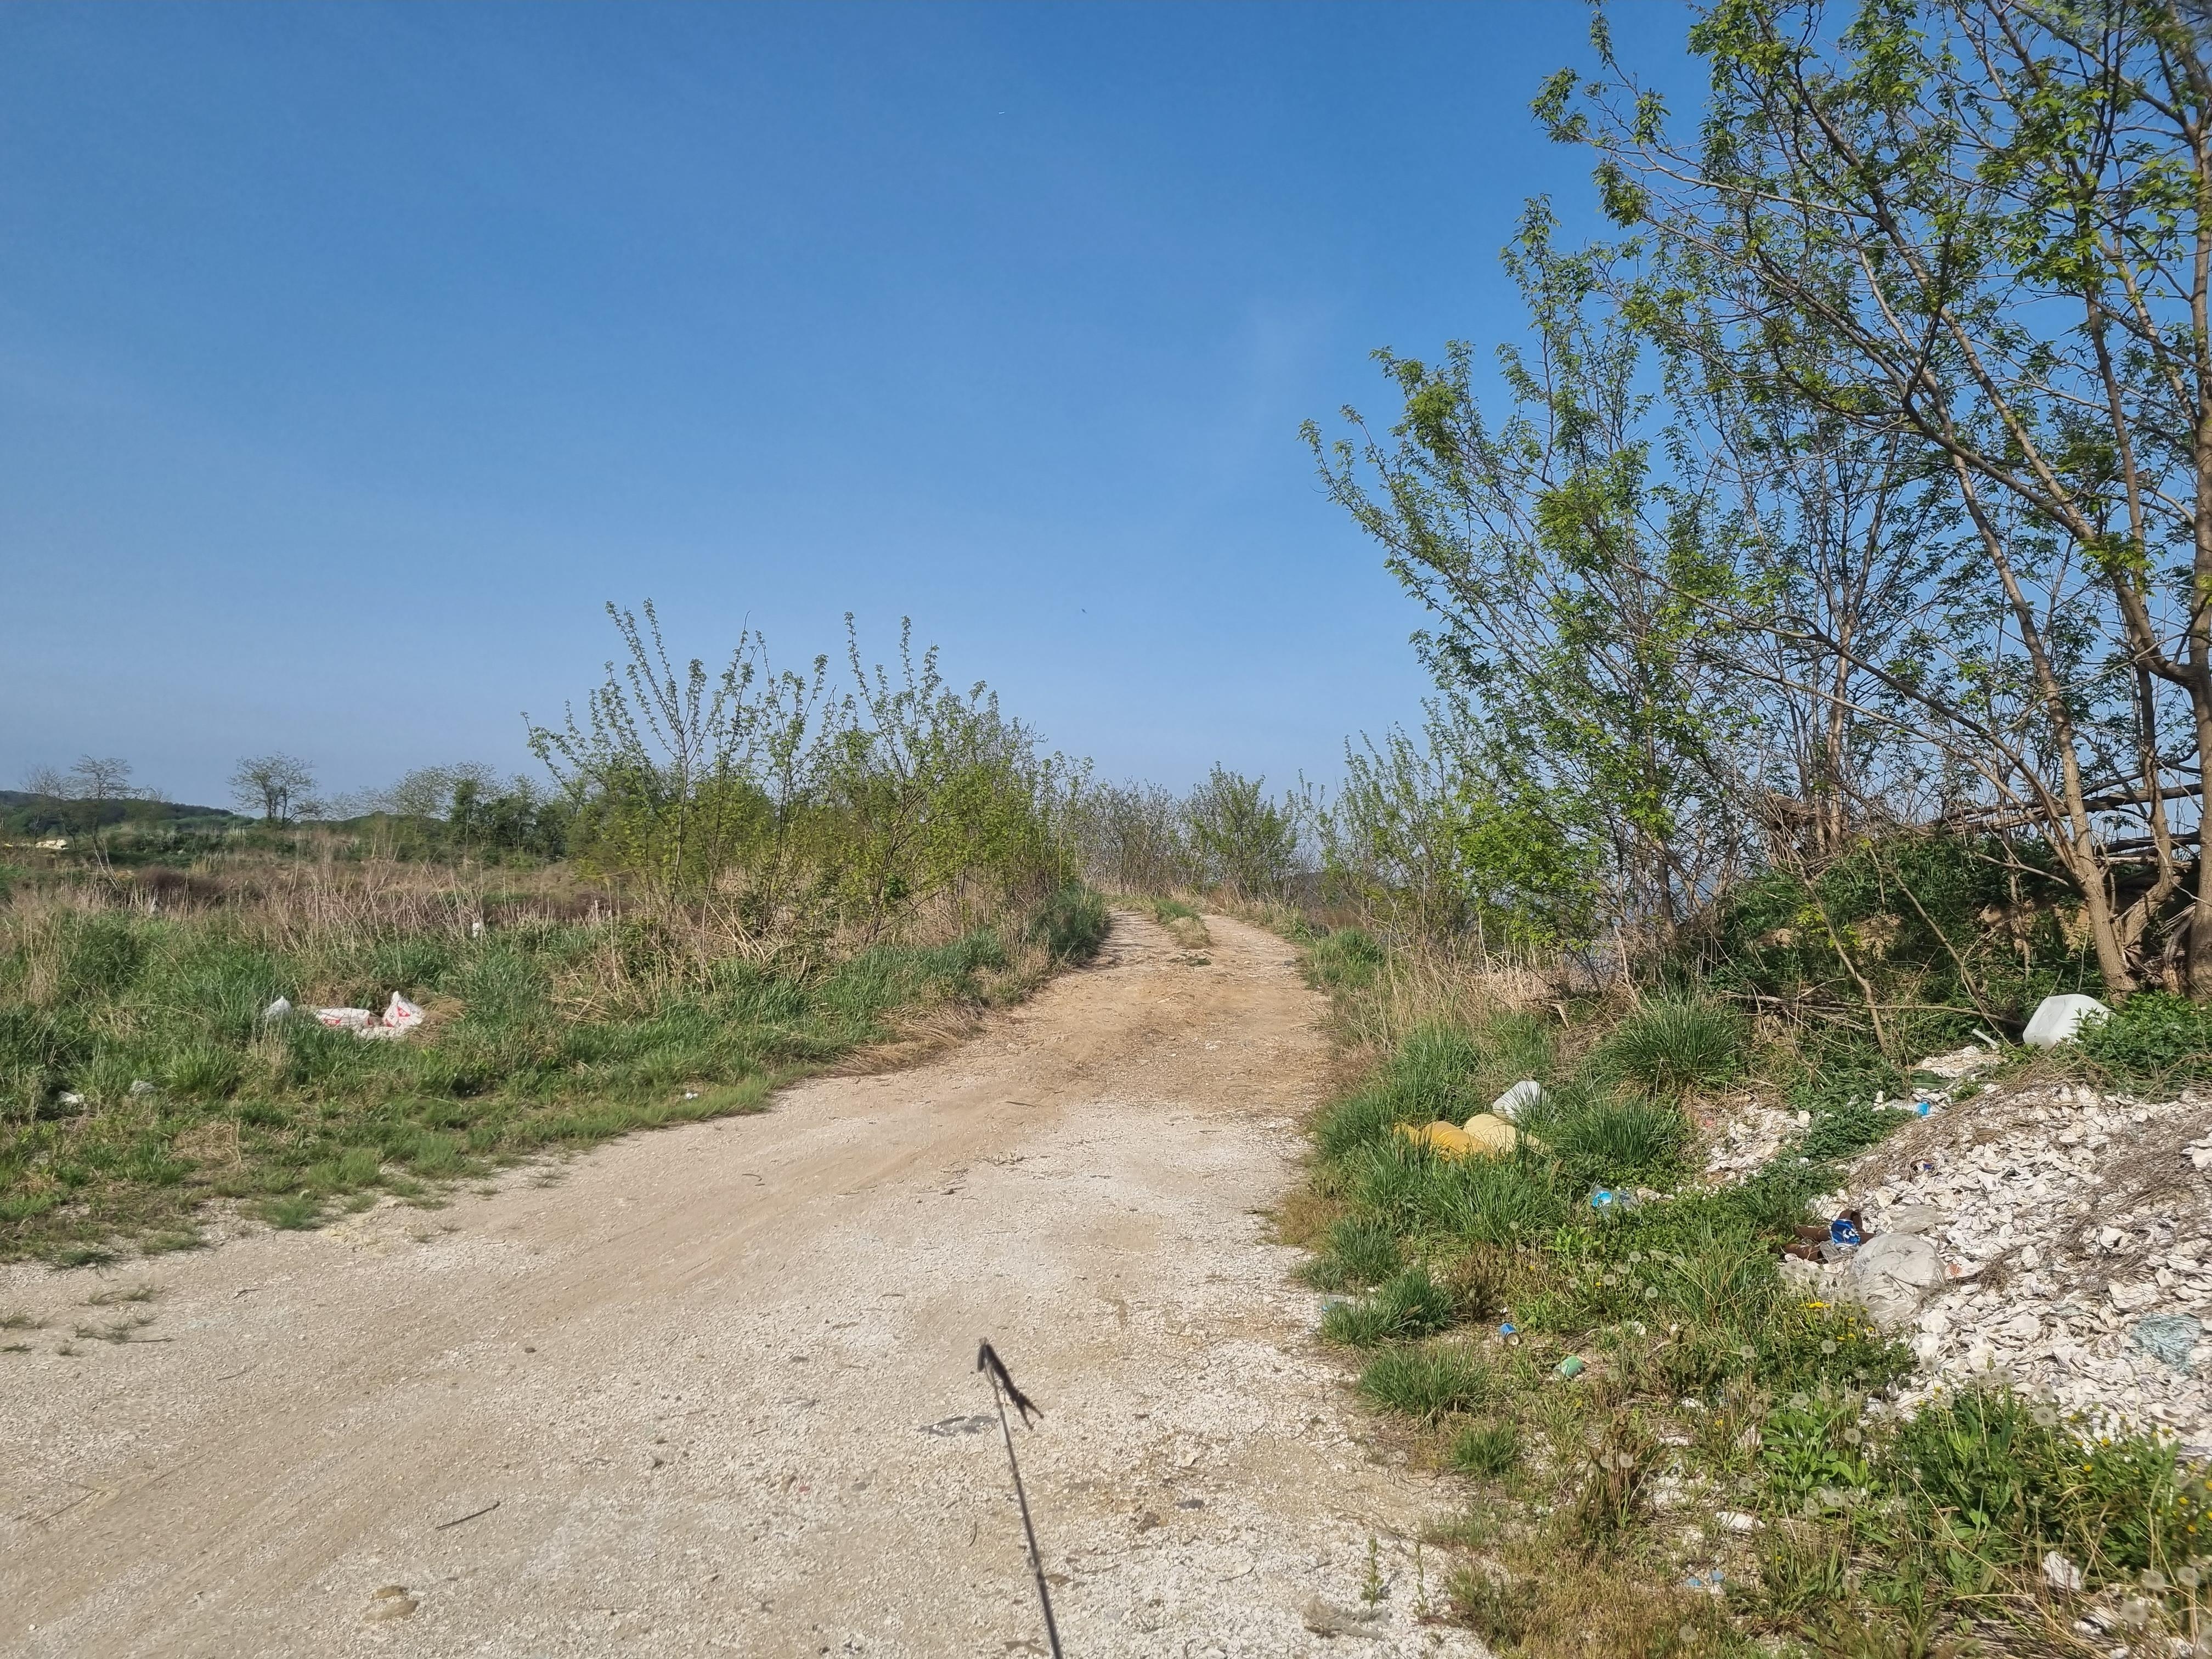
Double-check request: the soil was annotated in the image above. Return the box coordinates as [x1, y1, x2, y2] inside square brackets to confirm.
[0, 911, 1483, 1658]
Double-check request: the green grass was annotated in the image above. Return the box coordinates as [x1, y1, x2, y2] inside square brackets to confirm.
[2076, 989, 2212, 1091]
[1358, 1342, 1494, 1418]
[1450, 1419, 1520, 1476]
[1590, 996, 1747, 1098]
[1, 889, 1099, 1257]
[1293, 934, 2205, 1657]
[1319, 1265, 1457, 1347]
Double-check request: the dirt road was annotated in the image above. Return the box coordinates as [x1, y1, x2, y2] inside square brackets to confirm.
[2, 912, 1479, 1658]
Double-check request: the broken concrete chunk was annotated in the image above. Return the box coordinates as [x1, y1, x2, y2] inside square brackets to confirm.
[2021, 994, 2110, 1048]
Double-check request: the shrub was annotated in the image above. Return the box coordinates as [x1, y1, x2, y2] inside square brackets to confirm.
[1358, 1342, 1493, 1418]
[1030, 884, 1109, 963]
[1594, 997, 1746, 1097]
[2078, 990, 2212, 1089]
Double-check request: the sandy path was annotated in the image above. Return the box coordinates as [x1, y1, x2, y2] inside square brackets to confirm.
[1, 912, 1479, 1658]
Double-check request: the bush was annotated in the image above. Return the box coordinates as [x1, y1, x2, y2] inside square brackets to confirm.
[1029, 884, 1109, 963]
[2078, 990, 2212, 1089]
[1594, 997, 1747, 1097]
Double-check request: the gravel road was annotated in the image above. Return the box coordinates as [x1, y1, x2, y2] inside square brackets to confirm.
[1, 911, 1481, 1658]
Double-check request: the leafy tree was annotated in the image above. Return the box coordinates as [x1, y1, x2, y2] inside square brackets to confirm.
[229, 753, 318, 826]
[1542, 0, 2212, 991]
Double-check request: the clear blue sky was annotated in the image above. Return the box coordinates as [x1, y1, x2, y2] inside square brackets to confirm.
[0, 1, 1692, 808]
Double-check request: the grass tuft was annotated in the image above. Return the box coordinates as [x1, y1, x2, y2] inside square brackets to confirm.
[1357, 1342, 1493, 1419]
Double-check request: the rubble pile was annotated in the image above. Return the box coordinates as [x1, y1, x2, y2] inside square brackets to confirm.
[1773, 1060, 2212, 1454]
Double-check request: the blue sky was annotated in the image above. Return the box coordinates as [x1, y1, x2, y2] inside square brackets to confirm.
[0, 1, 1693, 809]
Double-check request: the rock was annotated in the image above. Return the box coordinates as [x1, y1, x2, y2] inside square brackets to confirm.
[261, 997, 291, 1023]
[2022, 994, 2110, 1048]
[2042, 1551, 2085, 1593]
[1880, 1204, 1946, 1235]
[1300, 1596, 1384, 1639]
[1460, 1113, 1519, 1157]
[128, 1079, 156, 1097]
[364, 1586, 417, 1622]
[1997, 1311, 2042, 1342]
[2129, 1313, 2202, 1370]
[1491, 1080, 1543, 1121]
[2109, 1281, 2161, 1314]
[1848, 1233, 1945, 1325]
[1715, 1509, 1759, 1533]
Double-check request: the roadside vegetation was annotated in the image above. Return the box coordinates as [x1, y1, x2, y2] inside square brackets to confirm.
[1158, 2, 2212, 1650]
[2, 610, 1107, 1260]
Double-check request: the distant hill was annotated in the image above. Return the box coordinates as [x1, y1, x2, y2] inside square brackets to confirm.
[0, 791, 248, 834]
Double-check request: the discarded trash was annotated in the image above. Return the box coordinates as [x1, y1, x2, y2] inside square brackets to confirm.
[58, 1091, 84, 1107]
[2129, 1313, 2202, 1370]
[2022, 993, 2111, 1048]
[1848, 1231, 1945, 1325]
[1395, 1119, 1476, 1159]
[1683, 1568, 1725, 1594]
[318, 995, 425, 1041]
[1590, 1189, 1620, 1211]
[1829, 1215, 1864, 1246]
[1459, 1112, 1519, 1157]
[2109, 1280, 2162, 1314]
[1555, 1356, 1585, 1379]
[1879, 1204, 1945, 1235]
[469, 919, 486, 939]
[1715, 1509, 1759, 1533]
[261, 997, 292, 1024]
[1498, 1321, 1517, 1336]
[128, 1079, 156, 1096]
[1396, 1117, 1514, 1161]
[1491, 1079, 1543, 1121]
[2043, 1551, 2086, 1593]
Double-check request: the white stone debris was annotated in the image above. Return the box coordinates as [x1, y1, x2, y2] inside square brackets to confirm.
[1708, 1055, 2212, 1457]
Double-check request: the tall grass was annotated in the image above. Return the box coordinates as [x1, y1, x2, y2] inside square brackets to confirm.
[0, 866, 1107, 1255]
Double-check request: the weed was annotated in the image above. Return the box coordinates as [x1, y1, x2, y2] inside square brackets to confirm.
[1321, 1266, 1457, 1347]
[1302, 1216, 1403, 1290]
[1451, 1419, 1521, 1477]
[259, 1195, 322, 1231]
[1362, 1534, 1384, 1604]
[44, 1244, 116, 1271]
[1358, 1342, 1493, 1419]
[1307, 927, 1385, 992]
[2078, 990, 2212, 1091]
[74, 1312, 153, 1343]
[85, 1282, 157, 1306]
[1592, 997, 1747, 1098]
[0, 1310, 40, 1330]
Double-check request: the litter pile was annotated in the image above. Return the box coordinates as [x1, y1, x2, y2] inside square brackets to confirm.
[262, 993, 425, 1041]
[1728, 1002, 2212, 1455]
